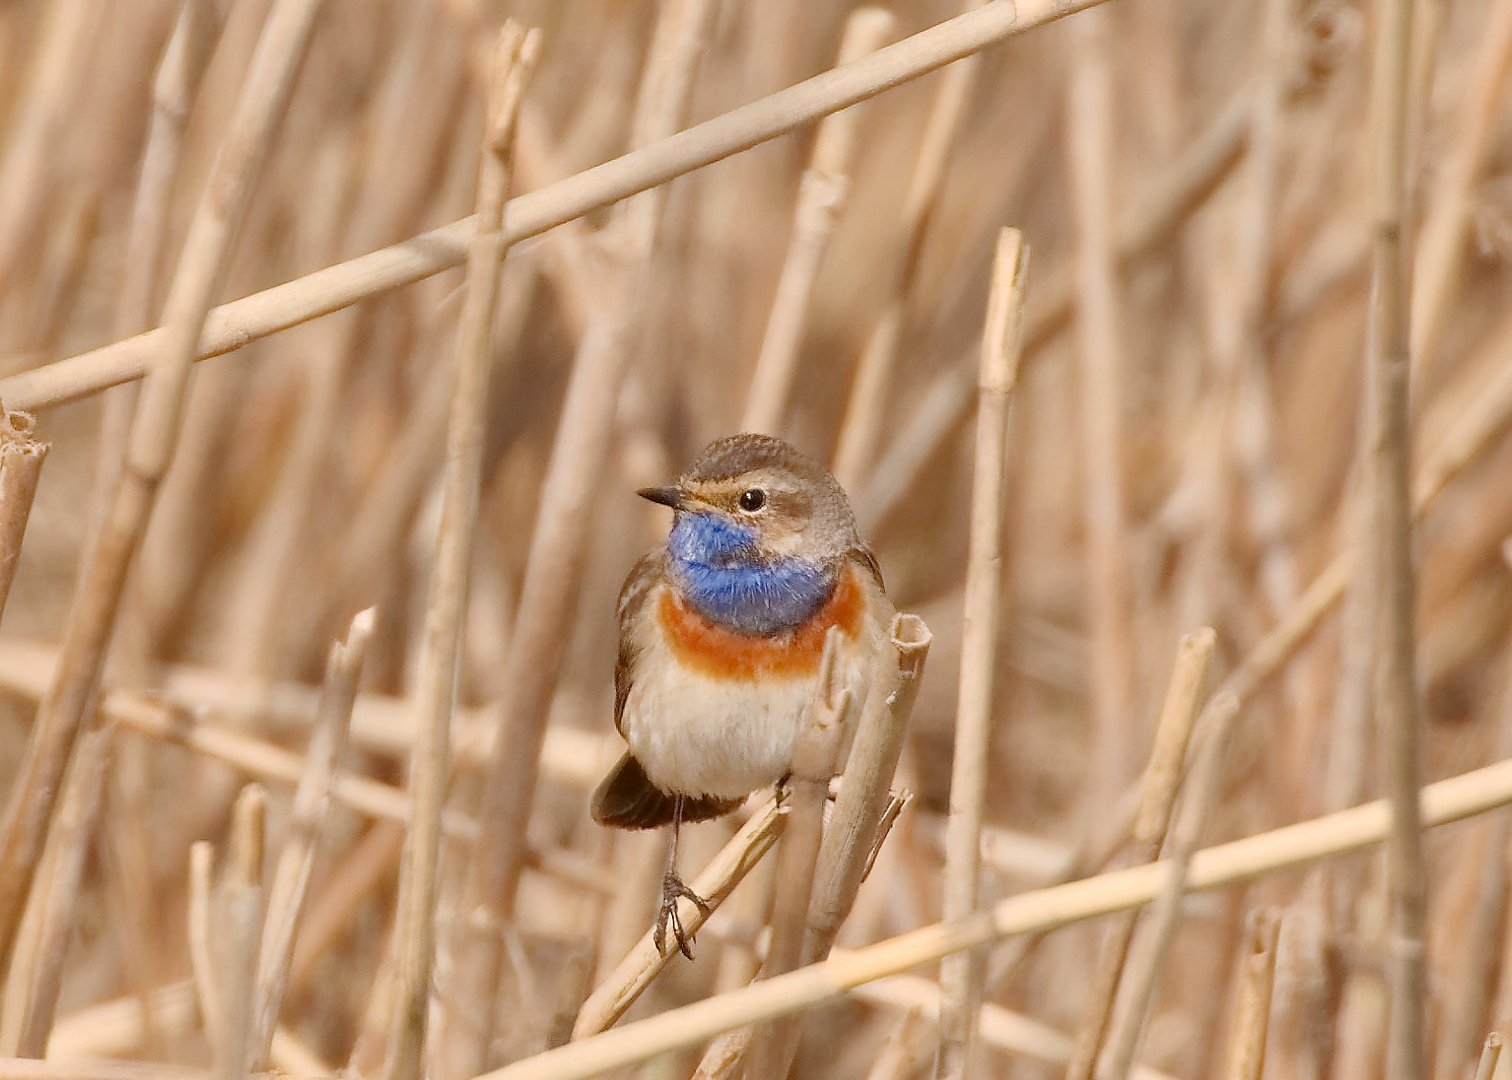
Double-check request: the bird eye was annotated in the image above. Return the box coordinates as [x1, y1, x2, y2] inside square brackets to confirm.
[738, 488, 767, 513]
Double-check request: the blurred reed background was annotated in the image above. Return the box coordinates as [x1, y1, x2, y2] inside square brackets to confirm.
[0, 0, 1509, 1077]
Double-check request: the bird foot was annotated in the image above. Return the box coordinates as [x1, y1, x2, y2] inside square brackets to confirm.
[654, 869, 712, 960]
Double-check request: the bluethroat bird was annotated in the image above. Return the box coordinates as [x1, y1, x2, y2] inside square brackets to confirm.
[591, 432, 894, 958]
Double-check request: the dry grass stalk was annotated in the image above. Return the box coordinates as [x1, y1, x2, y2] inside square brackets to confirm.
[741, 7, 894, 435]
[832, 0, 985, 490]
[453, 4, 716, 1070]
[1473, 1033, 1503, 1080]
[1064, 627, 1215, 1080]
[1366, 0, 1429, 1073]
[0, 1063, 278, 1080]
[745, 631, 853, 1078]
[0, 726, 111, 1057]
[571, 797, 786, 1038]
[937, 226, 1029, 1077]
[1221, 909, 1282, 1080]
[0, 0, 1119, 416]
[480, 750, 1512, 1080]
[1099, 693, 1241, 1080]
[0, 410, 48, 622]
[1065, 7, 1135, 799]
[0, 0, 326, 972]
[383, 24, 538, 1080]
[803, 613, 933, 966]
[252, 609, 372, 1068]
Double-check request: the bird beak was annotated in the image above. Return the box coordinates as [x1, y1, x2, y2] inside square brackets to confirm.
[636, 485, 685, 510]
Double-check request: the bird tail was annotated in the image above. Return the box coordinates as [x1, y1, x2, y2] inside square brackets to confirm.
[591, 753, 742, 829]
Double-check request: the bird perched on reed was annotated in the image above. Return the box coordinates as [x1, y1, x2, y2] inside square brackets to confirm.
[591, 432, 894, 957]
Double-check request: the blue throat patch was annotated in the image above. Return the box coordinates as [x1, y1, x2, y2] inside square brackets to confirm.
[667, 512, 834, 635]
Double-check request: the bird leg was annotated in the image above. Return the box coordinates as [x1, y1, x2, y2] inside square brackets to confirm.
[654, 795, 712, 959]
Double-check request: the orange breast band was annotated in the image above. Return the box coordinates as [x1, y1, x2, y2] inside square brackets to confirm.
[658, 565, 865, 680]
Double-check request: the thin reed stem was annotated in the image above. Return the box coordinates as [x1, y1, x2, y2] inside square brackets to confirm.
[383, 25, 537, 1080]
[937, 227, 1028, 1077]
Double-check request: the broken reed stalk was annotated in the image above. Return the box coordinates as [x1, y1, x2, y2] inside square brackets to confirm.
[481, 750, 1512, 1080]
[1064, 627, 1214, 1080]
[0, 726, 111, 1057]
[572, 799, 787, 1037]
[855, 91, 1251, 531]
[1221, 909, 1281, 1080]
[252, 609, 372, 1069]
[1366, 0, 1429, 1071]
[831, 0, 984, 491]
[802, 614, 932, 966]
[383, 25, 537, 1080]
[937, 227, 1028, 1077]
[0, 410, 47, 623]
[741, 7, 894, 435]
[0, 0, 327, 973]
[745, 632, 853, 1079]
[1065, 7, 1134, 798]
[1473, 1034, 1503, 1080]
[0, 0, 1120, 416]
[454, 4, 715, 1072]
[215, 786, 267, 1080]
[1100, 693, 1243, 1080]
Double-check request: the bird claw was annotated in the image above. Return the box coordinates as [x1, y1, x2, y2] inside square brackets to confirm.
[653, 870, 712, 960]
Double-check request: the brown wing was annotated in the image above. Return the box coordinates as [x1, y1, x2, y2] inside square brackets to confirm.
[851, 543, 886, 593]
[613, 550, 664, 737]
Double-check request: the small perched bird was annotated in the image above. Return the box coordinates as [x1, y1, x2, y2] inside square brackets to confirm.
[591, 433, 894, 958]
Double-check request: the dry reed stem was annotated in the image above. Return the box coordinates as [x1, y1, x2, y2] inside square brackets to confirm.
[186, 845, 219, 1051]
[0, 726, 110, 1057]
[1408, 0, 1512, 375]
[937, 227, 1029, 1077]
[855, 92, 1250, 530]
[1221, 909, 1281, 1080]
[1473, 1034, 1503, 1080]
[384, 25, 537, 1080]
[0, 410, 48, 622]
[1065, 8, 1134, 799]
[803, 613, 933, 966]
[741, 7, 894, 435]
[216, 785, 268, 1080]
[848, 972, 1175, 1080]
[1099, 693, 1241, 1080]
[832, 0, 984, 490]
[746, 633, 853, 1079]
[1064, 627, 1214, 1080]
[89, 0, 224, 525]
[252, 609, 372, 1068]
[479, 750, 1512, 1080]
[571, 797, 787, 1038]
[454, 5, 715, 1071]
[1367, 0, 1428, 1071]
[0, 0, 326, 972]
[0, 0, 1118, 416]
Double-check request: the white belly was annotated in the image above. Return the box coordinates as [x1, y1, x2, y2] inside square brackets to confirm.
[621, 621, 888, 800]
